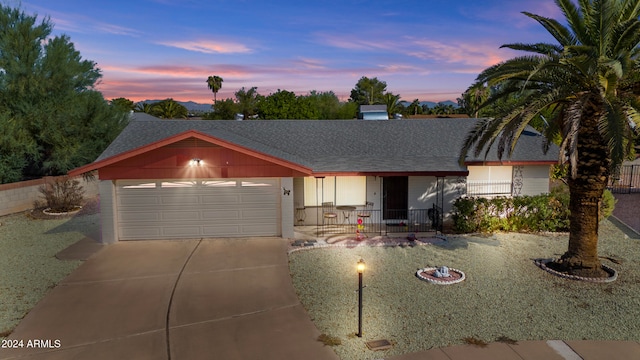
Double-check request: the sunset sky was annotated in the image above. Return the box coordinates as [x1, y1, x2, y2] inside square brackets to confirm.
[19, 0, 560, 104]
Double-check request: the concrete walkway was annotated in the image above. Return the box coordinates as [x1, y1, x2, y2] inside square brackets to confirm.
[2, 237, 639, 360]
[0, 238, 338, 360]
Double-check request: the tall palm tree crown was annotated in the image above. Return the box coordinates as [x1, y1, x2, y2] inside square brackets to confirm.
[459, 0, 640, 277]
[206, 75, 224, 104]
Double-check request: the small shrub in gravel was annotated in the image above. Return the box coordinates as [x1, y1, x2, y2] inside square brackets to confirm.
[37, 176, 85, 212]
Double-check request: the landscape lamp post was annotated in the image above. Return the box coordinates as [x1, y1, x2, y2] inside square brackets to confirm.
[357, 258, 365, 337]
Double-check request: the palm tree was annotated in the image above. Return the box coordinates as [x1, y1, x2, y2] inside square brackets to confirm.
[459, 83, 491, 118]
[383, 92, 402, 118]
[459, 0, 640, 278]
[206, 75, 224, 105]
[134, 102, 154, 114]
[408, 99, 422, 116]
[235, 86, 259, 119]
[152, 98, 188, 119]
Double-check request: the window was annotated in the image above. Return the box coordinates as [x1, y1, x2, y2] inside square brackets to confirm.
[303, 176, 366, 206]
[202, 180, 237, 187]
[161, 181, 197, 188]
[467, 166, 513, 196]
[121, 182, 156, 189]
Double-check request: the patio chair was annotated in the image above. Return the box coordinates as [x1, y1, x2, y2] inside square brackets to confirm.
[322, 202, 338, 226]
[357, 201, 374, 232]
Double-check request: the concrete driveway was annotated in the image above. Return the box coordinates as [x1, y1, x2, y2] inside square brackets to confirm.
[0, 238, 339, 360]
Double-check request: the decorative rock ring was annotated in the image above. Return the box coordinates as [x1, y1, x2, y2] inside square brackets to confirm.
[416, 267, 466, 285]
[534, 258, 618, 283]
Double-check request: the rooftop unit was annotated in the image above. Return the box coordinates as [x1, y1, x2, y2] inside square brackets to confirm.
[358, 105, 389, 120]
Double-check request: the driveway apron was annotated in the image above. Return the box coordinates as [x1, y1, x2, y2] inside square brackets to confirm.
[0, 238, 338, 360]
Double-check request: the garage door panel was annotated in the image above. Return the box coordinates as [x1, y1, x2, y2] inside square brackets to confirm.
[201, 194, 240, 204]
[118, 195, 160, 206]
[161, 226, 203, 237]
[161, 194, 200, 205]
[119, 227, 162, 239]
[202, 210, 241, 220]
[241, 209, 279, 220]
[241, 224, 278, 236]
[240, 193, 277, 203]
[162, 210, 202, 221]
[116, 178, 280, 240]
[202, 225, 242, 236]
[118, 211, 161, 222]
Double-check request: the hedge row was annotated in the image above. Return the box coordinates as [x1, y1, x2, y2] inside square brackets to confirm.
[451, 186, 615, 234]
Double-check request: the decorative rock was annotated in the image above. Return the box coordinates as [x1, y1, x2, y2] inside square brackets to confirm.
[534, 258, 618, 283]
[417, 266, 465, 285]
[433, 266, 450, 278]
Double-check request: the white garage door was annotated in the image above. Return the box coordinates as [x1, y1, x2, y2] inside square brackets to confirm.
[116, 178, 280, 240]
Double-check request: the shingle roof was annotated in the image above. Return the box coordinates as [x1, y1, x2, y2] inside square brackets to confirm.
[94, 114, 558, 174]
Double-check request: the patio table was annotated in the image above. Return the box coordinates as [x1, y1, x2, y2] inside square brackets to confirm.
[336, 205, 356, 224]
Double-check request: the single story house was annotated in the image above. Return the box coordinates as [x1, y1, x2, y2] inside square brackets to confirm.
[69, 113, 558, 243]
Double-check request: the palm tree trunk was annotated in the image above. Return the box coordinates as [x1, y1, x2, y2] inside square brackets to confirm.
[558, 112, 610, 277]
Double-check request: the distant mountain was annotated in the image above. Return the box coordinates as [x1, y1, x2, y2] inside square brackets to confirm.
[139, 99, 459, 112]
[399, 100, 458, 108]
[138, 100, 213, 112]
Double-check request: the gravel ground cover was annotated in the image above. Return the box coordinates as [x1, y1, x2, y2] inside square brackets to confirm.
[0, 210, 98, 338]
[289, 220, 640, 360]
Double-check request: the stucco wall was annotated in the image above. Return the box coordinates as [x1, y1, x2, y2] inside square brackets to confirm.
[0, 176, 99, 217]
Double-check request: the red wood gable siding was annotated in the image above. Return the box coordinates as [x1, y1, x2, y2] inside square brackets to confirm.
[97, 139, 308, 179]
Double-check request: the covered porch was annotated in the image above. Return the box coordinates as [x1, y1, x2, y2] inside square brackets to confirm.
[291, 175, 456, 241]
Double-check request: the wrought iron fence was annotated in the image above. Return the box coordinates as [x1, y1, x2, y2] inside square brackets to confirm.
[609, 165, 640, 194]
[325, 205, 442, 236]
[466, 180, 513, 196]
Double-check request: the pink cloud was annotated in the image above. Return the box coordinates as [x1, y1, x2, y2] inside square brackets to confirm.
[291, 58, 327, 70]
[406, 37, 514, 72]
[157, 39, 252, 54]
[93, 22, 141, 37]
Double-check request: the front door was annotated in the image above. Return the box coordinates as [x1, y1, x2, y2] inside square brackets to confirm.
[383, 176, 408, 220]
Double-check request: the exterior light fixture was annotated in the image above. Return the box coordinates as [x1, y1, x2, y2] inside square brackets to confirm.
[189, 158, 202, 167]
[356, 258, 365, 337]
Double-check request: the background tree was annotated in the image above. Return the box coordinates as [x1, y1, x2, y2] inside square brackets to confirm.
[134, 102, 154, 113]
[0, 5, 128, 182]
[458, 83, 490, 118]
[257, 89, 300, 119]
[384, 93, 403, 118]
[407, 99, 423, 116]
[111, 97, 135, 112]
[349, 76, 387, 105]
[206, 75, 223, 104]
[235, 87, 259, 119]
[203, 98, 237, 120]
[459, 0, 640, 277]
[151, 98, 188, 119]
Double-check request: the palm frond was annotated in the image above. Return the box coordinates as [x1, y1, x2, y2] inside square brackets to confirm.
[620, 0, 640, 21]
[560, 97, 587, 179]
[600, 101, 627, 172]
[501, 42, 563, 55]
[522, 11, 575, 46]
[557, 0, 587, 42]
[612, 19, 640, 55]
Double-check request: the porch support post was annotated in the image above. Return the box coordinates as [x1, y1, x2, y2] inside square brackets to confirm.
[281, 177, 294, 238]
[99, 180, 118, 244]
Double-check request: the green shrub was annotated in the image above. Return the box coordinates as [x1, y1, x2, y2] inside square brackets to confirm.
[452, 190, 570, 234]
[600, 189, 616, 220]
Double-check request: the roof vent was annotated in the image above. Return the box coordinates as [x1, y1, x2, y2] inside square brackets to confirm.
[358, 105, 389, 120]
